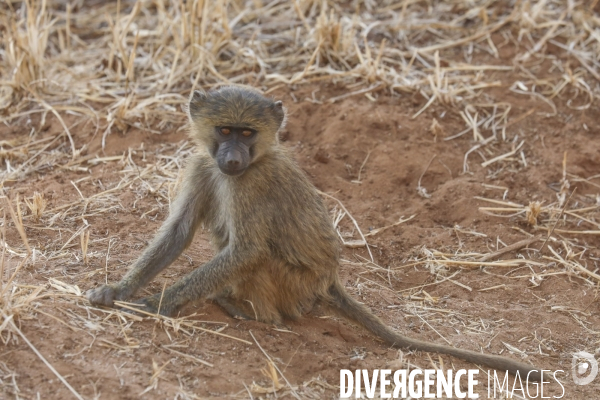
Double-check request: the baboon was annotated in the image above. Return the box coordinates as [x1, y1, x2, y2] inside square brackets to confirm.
[87, 86, 543, 380]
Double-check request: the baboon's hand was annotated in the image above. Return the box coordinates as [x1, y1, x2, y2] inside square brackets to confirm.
[86, 284, 120, 307]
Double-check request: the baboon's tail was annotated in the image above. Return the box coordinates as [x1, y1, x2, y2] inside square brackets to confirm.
[326, 281, 543, 381]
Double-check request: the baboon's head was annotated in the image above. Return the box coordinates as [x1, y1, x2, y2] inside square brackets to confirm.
[188, 86, 286, 176]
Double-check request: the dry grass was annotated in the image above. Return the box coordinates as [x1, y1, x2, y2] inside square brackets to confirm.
[1, 0, 600, 398]
[2, 1, 598, 136]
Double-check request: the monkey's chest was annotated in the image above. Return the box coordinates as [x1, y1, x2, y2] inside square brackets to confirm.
[208, 209, 232, 250]
[205, 176, 278, 251]
[206, 179, 235, 248]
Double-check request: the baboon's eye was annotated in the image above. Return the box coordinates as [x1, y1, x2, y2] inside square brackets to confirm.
[220, 127, 231, 135]
[242, 130, 253, 137]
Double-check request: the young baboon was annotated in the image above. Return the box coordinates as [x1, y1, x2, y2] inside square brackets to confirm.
[87, 86, 543, 380]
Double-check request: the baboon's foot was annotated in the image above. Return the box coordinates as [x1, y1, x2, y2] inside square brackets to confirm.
[132, 293, 183, 317]
[213, 296, 252, 320]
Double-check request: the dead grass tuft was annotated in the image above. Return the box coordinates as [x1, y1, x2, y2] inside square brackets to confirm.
[526, 201, 542, 226]
[24, 191, 46, 222]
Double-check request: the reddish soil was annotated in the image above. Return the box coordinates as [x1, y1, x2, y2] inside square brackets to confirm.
[2, 82, 600, 399]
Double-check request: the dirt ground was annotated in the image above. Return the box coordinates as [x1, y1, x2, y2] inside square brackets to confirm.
[2, 82, 599, 398]
[2, 1, 600, 400]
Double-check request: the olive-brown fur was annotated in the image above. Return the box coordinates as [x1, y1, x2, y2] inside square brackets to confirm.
[87, 85, 545, 381]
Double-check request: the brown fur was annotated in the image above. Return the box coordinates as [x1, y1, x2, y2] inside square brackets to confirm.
[87, 86, 545, 380]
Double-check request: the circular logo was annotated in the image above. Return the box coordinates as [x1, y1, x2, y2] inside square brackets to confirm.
[572, 351, 598, 386]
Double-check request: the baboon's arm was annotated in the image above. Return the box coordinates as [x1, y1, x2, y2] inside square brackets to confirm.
[87, 160, 210, 306]
[117, 185, 204, 297]
[135, 246, 259, 315]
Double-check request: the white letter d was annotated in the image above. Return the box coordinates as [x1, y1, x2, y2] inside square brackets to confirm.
[340, 370, 353, 398]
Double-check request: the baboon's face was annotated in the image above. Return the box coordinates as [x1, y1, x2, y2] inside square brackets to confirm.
[188, 86, 286, 176]
[212, 126, 258, 176]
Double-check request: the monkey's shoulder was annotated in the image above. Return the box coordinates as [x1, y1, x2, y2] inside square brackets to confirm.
[258, 153, 321, 203]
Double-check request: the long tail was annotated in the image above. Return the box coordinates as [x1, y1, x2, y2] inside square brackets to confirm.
[326, 282, 543, 381]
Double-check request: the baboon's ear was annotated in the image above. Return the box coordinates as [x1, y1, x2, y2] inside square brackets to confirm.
[189, 90, 208, 115]
[191, 90, 207, 101]
[271, 100, 285, 128]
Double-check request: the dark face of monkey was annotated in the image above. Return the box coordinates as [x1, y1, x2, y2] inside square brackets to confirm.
[188, 86, 286, 176]
[213, 126, 258, 176]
